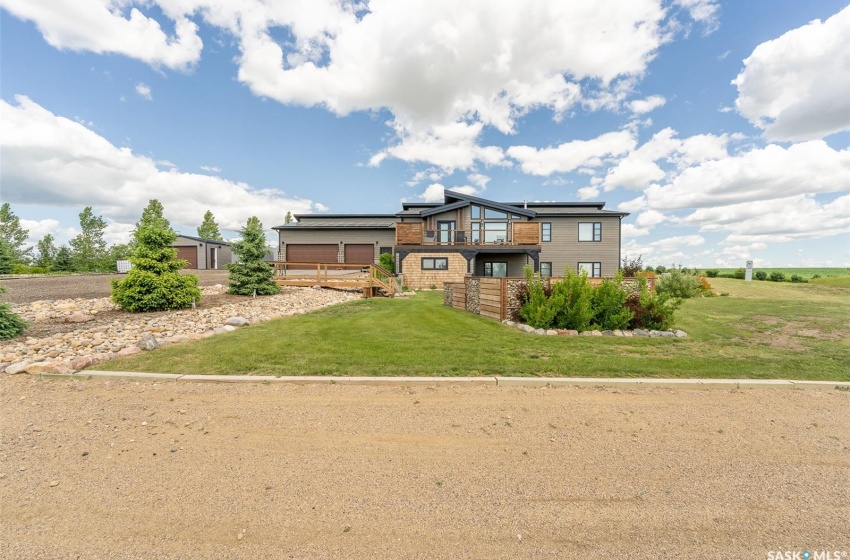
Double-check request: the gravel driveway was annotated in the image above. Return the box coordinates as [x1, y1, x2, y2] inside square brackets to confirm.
[2, 377, 847, 559]
[0, 270, 230, 304]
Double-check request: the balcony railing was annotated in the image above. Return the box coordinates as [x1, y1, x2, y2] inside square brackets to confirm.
[395, 222, 540, 246]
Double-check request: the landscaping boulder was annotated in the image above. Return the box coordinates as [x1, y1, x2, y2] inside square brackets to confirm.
[225, 316, 249, 327]
[63, 313, 96, 324]
[25, 361, 74, 375]
[136, 333, 160, 351]
[674, 330, 688, 338]
[5, 360, 32, 375]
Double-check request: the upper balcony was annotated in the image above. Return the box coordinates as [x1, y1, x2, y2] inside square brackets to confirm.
[395, 222, 540, 246]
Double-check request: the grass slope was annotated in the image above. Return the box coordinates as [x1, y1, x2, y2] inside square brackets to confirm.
[95, 278, 850, 380]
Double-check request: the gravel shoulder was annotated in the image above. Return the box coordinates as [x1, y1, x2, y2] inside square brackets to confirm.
[0, 270, 230, 304]
[1, 377, 848, 559]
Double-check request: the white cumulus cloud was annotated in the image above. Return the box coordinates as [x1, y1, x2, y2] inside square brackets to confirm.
[135, 82, 152, 100]
[507, 130, 636, 176]
[0, 96, 325, 237]
[732, 5, 850, 141]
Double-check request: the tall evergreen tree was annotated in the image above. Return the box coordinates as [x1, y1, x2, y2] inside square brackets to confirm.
[69, 207, 108, 272]
[0, 203, 32, 264]
[284, 211, 293, 224]
[111, 199, 201, 312]
[35, 234, 58, 269]
[227, 216, 280, 296]
[0, 239, 14, 274]
[197, 210, 224, 241]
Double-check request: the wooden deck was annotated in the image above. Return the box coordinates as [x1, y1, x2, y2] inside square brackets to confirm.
[270, 262, 400, 297]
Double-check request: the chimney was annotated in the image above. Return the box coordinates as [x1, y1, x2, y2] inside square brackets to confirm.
[523, 199, 527, 209]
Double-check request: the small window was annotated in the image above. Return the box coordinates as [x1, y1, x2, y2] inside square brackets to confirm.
[542, 222, 552, 242]
[379, 247, 393, 255]
[512, 214, 522, 220]
[484, 262, 508, 277]
[422, 257, 449, 270]
[578, 262, 601, 278]
[540, 262, 552, 277]
[471, 205, 481, 219]
[484, 208, 508, 219]
[578, 222, 601, 242]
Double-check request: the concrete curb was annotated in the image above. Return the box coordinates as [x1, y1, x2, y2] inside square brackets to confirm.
[33, 370, 850, 390]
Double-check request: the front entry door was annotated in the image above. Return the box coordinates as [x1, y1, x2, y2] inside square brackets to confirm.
[437, 221, 456, 244]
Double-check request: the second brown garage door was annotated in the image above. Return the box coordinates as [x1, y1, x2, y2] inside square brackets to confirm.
[286, 244, 339, 264]
[344, 244, 375, 264]
[174, 246, 198, 269]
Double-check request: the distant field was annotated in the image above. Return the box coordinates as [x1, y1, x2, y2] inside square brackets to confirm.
[710, 267, 849, 280]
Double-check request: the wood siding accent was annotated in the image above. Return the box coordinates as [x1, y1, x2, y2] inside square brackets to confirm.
[512, 221, 541, 244]
[396, 222, 423, 245]
[479, 278, 502, 320]
[452, 283, 466, 309]
[400, 252, 467, 290]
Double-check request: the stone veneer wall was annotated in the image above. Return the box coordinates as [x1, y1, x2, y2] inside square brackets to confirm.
[402, 252, 467, 290]
[506, 279, 525, 322]
[443, 283, 454, 306]
[464, 277, 480, 315]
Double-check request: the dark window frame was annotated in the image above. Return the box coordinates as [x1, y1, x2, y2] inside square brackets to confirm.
[483, 261, 508, 277]
[422, 257, 449, 270]
[540, 262, 552, 277]
[578, 222, 602, 242]
[578, 262, 601, 278]
[542, 222, 552, 242]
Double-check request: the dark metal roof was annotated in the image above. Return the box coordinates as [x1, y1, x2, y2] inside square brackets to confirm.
[275, 220, 396, 229]
[504, 201, 607, 210]
[419, 200, 470, 217]
[175, 234, 229, 245]
[442, 190, 536, 218]
[533, 208, 629, 217]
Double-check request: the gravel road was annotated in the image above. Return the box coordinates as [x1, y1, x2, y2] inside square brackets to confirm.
[2, 377, 847, 559]
[0, 270, 230, 304]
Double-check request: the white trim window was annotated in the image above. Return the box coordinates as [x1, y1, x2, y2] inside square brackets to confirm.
[578, 262, 601, 278]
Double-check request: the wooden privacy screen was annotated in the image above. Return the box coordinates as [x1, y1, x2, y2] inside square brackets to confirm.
[395, 223, 423, 245]
[479, 278, 504, 320]
[511, 222, 541, 244]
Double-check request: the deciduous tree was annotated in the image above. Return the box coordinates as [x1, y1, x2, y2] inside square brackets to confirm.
[197, 210, 224, 241]
[0, 203, 31, 264]
[69, 207, 108, 272]
[35, 234, 58, 270]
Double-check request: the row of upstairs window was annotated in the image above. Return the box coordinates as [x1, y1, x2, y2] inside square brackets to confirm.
[539, 222, 601, 242]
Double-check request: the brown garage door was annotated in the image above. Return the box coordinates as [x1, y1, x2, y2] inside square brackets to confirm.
[344, 244, 375, 264]
[286, 244, 339, 264]
[174, 246, 198, 269]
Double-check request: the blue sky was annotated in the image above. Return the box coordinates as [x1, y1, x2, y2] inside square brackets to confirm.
[1, 0, 848, 268]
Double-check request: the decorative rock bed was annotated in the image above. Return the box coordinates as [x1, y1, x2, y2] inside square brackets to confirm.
[1, 286, 359, 375]
[502, 320, 687, 338]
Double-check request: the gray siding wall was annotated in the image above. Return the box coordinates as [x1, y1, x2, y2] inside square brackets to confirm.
[174, 236, 232, 269]
[532, 216, 621, 277]
[277, 228, 396, 263]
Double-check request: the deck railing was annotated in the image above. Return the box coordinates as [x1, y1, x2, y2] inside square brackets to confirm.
[395, 222, 540, 246]
[269, 261, 400, 296]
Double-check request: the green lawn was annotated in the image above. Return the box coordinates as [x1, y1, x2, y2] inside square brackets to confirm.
[93, 278, 850, 380]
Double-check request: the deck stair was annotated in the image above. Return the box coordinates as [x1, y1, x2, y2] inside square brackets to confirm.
[271, 262, 401, 297]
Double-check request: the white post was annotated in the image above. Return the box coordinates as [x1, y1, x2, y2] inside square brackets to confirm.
[745, 260, 753, 282]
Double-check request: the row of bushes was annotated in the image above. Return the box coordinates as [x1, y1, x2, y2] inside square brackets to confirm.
[705, 269, 807, 282]
[517, 267, 680, 331]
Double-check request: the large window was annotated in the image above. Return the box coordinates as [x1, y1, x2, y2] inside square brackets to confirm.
[578, 222, 601, 242]
[483, 262, 508, 277]
[540, 262, 552, 277]
[578, 262, 601, 278]
[422, 257, 448, 270]
[542, 222, 551, 242]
